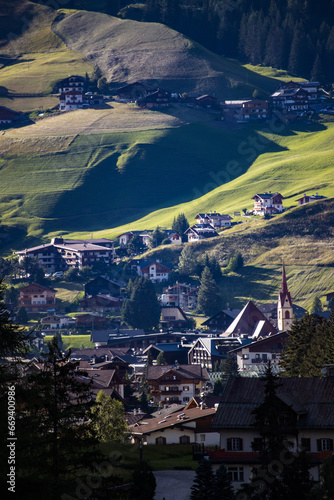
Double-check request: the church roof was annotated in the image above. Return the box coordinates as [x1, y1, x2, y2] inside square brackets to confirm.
[224, 300, 277, 339]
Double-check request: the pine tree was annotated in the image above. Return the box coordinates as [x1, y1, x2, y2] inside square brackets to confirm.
[280, 313, 333, 377]
[309, 295, 323, 314]
[190, 459, 215, 499]
[220, 353, 239, 377]
[212, 464, 235, 500]
[197, 267, 222, 316]
[122, 277, 161, 330]
[172, 213, 189, 242]
[148, 226, 165, 249]
[178, 246, 198, 276]
[131, 461, 156, 500]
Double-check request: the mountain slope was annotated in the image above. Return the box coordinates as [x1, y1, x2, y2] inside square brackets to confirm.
[52, 9, 281, 98]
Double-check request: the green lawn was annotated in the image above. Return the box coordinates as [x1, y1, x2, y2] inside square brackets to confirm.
[44, 334, 94, 350]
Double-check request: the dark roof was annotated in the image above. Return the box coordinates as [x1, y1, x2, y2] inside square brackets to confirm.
[211, 376, 334, 429]
[252, 192, 283, 200]
[0, 106, 21, 120]
[146, 364, 210, 382]
[224, 300, 277, 338]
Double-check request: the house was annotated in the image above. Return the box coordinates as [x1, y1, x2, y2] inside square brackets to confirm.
[277, 80, 320, 100]
[242, 100, 269, 120]
[146, 363, 210, 406]
[229, 331, 289, 373]
[195, 95, 218, 108]
[79, 295, 122, 313]
[18, 283, 56, 312]
[136, 89, 170, 109]
[0, 106, 21, 124]
[326, 292, 334, 307]
[166, 232, 182, 244]
[222, 300, 278, 339]
[131, 406, 219, 446]
[117, 230, 153, 247]
[40, 314, 75, 330]
[129, 259, 172, 283]
[184, 224, 219, 242]
[75, 313, 107, 329]
[251, 192, 284, 215]
[59, 90, 84, 111]
[187, 337, 247, 370]
[114, 82, 157, 101]
[201, 309, 240, 332]
[195, 212, 233, 228]
[143, 342, 190, 365]
[271, 86, 310, 113]
[90, 329, 144, 347]
[296, 193, 327, 205]
[84, 93, 104, 106]
[79, 368, 126, 400]
[14, 237, 115, 272]
[223, 100, 251, 121]
[85, 277, 121, 297]
[161, 282, 199, 310]
[210, 376, 334, 488]
[160, 306, 189, 329]
[58, 75, 85, 93]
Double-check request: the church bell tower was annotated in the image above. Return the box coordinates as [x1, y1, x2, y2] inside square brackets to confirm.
[277, 265, 293, 331]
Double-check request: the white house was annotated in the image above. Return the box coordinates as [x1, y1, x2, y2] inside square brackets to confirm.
[251, 192, 284, 215]
[195, 212, 233, 228]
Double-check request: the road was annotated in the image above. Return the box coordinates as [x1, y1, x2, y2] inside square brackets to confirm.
[154, 470, 196, 500]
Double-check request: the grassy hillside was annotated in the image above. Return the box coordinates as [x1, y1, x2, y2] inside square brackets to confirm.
[52, 9, 283, 99]
[1, 113, 334, 246]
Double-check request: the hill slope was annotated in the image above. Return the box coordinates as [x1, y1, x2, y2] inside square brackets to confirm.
[52, 9, 281, 99]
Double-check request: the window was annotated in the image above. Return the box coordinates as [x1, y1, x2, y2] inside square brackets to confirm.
[317, 438, 333, 451]
[243, 354, 249, 359]
[156, 436, 166, 445]
[183, 397, 189, 402]
[227, 467, 244, 482]
[179, 435, 190, 444]
[227, 438, 243, 451]
[183, 386, 190, 391]
[301, 438, 311, 452]
[200, 434, 205, 442]
[285, 311, 290, 319]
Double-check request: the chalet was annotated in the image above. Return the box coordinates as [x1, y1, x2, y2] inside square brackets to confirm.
[210, 376, 334, 488]
[79, 368, 126, 400]
[75, 313, 107, 329]
[271, 86, 310, 113]
[242, 99, 269, 120]
[187, 337, 246, 371]
[251, 192, 284, 215]
[143, 342, 190, 365]
[278, 80, 320, 100]
[79, 295, 122, 313]
[195, 212, 232, 228]
[146, 363, 210, 406]
[59, 90, 84, 111]
[0, 106, 21, 124]
[166, 231, 182, 244]
[114, 82, 157, 101]
[58, 75, 85, 93]
[161, 282, 199, 310]
[136, 89, 170, 109]
[40, 314, 75, 330]
[296, 193, 327, 205]
[223, 100, 251, 121]
[14, 237, 115, 272]
[223, 300, 278, 339]
[229, 331, 288, 373]
[84, 93, 104, 106]
[85, 276, 121, 297]
[160, 306, 188, 329]
[184, 224, 219, 242]
[18, 283, 56, 312]
[201, 308, 240, 332]
[117, 230, 153, 247]
[195, 95, 218, 108]
[131, 406, 219, 446]
[129, 259, 172, 282]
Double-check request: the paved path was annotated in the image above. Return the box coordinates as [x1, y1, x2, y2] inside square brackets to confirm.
[154, 470, 196, 500]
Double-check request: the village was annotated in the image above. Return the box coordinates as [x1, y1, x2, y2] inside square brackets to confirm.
[0, 75, 333, 127]
[4, 185, 333, 496]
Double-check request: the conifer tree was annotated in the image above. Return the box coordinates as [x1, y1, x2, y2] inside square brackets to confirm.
[190, 459, 215, 500]
[148, 226, 165, 249]
[197, 267, 222, 316]
[212, 464, 235, 500]
[122, 277, 161, 330]
[172, 213, 189, 242]
[178, 246, 198, 276]
[156, 351, 167, 365]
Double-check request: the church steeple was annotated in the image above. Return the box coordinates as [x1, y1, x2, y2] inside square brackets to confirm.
[277, 265, 293, 331]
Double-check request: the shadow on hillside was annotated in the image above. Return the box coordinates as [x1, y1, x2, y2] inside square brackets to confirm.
[252, 118, 327, 137]
[38, 122, 289, 233]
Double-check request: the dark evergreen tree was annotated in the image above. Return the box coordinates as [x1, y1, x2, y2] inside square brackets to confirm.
[212, 464, 235, 500]
[213, 377, 225, 396]
[178, 246, 198, 276]
[121, 277, 161, 330]
[220, 353, 239, 377]
[126, 234, 146, 256]
[309, 295, 323, 314]
[148, 226, 165, 249]
[131, 461, 156, 500]
[172, 213, 189, 242]
[190, 459, 215, 500]
[197, 267, 222, 316]
[280, 313, 334, 377]
[13, 337, 102, 499]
